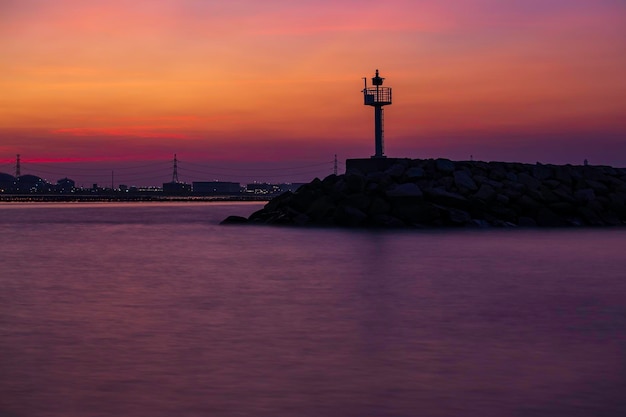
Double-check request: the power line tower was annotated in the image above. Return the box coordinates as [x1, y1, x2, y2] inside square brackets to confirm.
[172, 154, 179, 183]
[362, 69, 392, 158]
[334, 154, 338, 176]
[15, 154, 21, 177]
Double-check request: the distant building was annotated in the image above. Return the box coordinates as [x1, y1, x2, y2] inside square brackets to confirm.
[56, 177, 75, 193]
[131, 186, 160, 193]
[245, 183, 306, 195]
[0, 172, 16, 192]
[163, 182, 191, 195]
[15, 175, 51, 193]
[192, 181, 241, 195]
[245, 183, 275, 194]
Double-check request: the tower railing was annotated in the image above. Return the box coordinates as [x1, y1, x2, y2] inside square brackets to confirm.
[363, 87, 392, 105]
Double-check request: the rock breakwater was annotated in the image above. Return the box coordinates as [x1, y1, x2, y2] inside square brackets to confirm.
[223, 158, 626, 228]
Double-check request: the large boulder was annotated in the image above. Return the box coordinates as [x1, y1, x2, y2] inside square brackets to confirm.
[574, 188, 596, 204]
[406, 167, 426, 179]
[386, 183, 423, 199]
[435, 158, 455, 173]
[454, 170, 478, 192]
[220, 215, 249, 225]
[473, 184, 496, 201]
[518, 173, 541, 190]
[333, 206, 367, 227]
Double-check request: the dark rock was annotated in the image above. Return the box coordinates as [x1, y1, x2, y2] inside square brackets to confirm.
[496, 194, 510, 205]
[385, 162, 408, 178]
[474, 184, 496, 201]
[366, 171, 390, 185]
[489, 163, 508, 181]
[582, 166, 606, 182]
[370, 214, 406, 227]
[609, 192, 626, 207]
[392, 202, 440, 224]
[518, 172, 541, 190]
[333, 206, 367, 227]
[435, 158, 455, 173]
[471, 219, 491, 228]
[436, 206, 472, 225]
[533, 164, 553, 181]
[437, 176, 455, 191]
[321, 174, 339, 190]
[368, 197, 391, 216]
[506, 172, 518, 182]
[606, 176, 626, 190]
[552, 185, 576, 203]
[549, 202, 577, 215]
[536, 207, 567, 227]
[340, 193, 371, 212]
[574, 188, 596, 204]
[386, 183, 423, 199]
[600, 212, 621, 226]
[544, 179, 561, 189]
[454, 170, 478, 192]
[554, 166, 573, 184]
[264, 191, 293, 212]
[249, 208, 276, 223]
[306, 196, 336, 220]
[293, 213, 311, 226]
[601, 166, 617, 176]
[518, 217, 537, 227]
[474, 175, 503, 189]
[332, 178, 347, 193]
[584, 179, 609, 195]
[577, 206, 604, 226]
[220, 215, 249, 225]
[227, 158, 626, 229]
[518, 195, 543, 212]
[527, 188, 546, 203]
[406, 167, 425, 179]
[588, 199, 606, 215]
[424, 187, 469, 209]
[344, 174, 365, 194]
[537, 187, 560, 204]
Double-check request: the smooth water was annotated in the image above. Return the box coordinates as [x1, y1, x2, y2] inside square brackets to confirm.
[1, 202, 625, 417]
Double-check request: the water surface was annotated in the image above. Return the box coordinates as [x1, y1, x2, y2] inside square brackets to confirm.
[1, 202, 625, 416]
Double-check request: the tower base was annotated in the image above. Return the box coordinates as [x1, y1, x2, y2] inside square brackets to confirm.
[345, 158, 407, 175]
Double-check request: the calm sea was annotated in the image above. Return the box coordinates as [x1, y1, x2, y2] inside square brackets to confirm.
[1, 202, 625, 417]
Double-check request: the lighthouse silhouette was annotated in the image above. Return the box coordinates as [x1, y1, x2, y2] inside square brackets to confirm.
[363, 69, 392, 158]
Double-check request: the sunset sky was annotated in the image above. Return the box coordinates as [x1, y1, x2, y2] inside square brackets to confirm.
[1, 0, 625, 185]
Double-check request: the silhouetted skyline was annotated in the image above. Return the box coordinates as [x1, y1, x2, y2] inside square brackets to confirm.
[0, 155, 336, 188]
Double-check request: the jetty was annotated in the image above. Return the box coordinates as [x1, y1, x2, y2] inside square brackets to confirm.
[223, 158, 626, 228]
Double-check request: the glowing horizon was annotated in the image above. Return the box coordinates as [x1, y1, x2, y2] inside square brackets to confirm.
[1, 0, 625, 184]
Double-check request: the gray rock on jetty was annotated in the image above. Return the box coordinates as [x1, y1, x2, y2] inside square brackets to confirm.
[222, 158, 626, 228]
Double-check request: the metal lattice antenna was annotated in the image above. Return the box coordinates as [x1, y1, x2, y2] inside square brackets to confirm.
[172, 154, 179, 183]
[334, 154, 338, 176]
[15, 154, 21, 177]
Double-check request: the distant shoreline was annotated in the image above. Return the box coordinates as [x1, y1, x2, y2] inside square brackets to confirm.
[0, 194, 271, 203]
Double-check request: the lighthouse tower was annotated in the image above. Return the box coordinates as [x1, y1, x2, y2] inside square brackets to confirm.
[363, 69, 392, 158]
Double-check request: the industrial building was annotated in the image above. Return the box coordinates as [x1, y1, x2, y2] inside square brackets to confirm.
[192, 181, 241, 195]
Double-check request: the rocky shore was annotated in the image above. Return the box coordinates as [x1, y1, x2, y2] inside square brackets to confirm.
[222, 158, 626, 228]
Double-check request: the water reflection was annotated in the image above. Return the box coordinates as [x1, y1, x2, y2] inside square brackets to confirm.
[1, 203, 625, 416]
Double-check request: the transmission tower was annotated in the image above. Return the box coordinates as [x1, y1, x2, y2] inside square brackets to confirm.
[334, 154, 338, 176]
[15, 154, 21, 177]
[172, 154, 179, 183]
